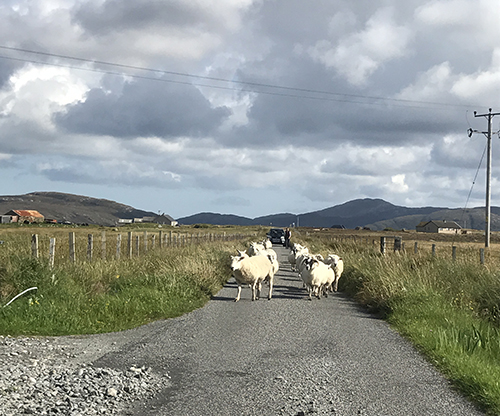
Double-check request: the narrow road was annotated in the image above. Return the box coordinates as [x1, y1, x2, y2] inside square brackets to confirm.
[94, 245, 484, 415]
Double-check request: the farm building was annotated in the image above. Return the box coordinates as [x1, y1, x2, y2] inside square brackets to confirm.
[4, 210, 45, 224]
[153, 214, 178, 226]
[416, 220, 462, 234]
[117, 214, 177, 226]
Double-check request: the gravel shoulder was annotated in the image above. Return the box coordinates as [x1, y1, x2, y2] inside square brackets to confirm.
[1, 245, 487, 415]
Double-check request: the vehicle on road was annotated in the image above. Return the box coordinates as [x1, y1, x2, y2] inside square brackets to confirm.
[267, 228, 285, 245]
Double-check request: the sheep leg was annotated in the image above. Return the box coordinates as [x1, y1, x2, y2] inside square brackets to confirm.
[267, 276, 274, 300]
[256, 281, 262, 300]
[234, 285, 242, 302]
[315, 286, 321, 299]
[251, 282, 257, 301]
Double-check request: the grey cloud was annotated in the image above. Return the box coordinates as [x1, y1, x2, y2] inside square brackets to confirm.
[35, 158, 185, 189]
[211, 195, 251, 208]
[55, 78, 231, 138]
[72, 0, 220, 36]
[0, 58, 21, 89]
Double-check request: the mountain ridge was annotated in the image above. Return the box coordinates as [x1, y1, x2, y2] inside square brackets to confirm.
[0, 192, 498, 231]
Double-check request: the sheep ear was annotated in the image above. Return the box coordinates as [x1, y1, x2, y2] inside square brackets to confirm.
[237, 250, 246, 256]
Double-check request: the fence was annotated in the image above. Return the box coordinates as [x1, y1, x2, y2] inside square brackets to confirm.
[30, 230, 250, 267]
[321, 234, 491, 265]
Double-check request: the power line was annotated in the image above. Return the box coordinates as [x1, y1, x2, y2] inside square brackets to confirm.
[0, 44, 478, 110]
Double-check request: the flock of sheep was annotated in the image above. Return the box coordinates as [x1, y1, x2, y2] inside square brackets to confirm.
[229, 239, 343, 302]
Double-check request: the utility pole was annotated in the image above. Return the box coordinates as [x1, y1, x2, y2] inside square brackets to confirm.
[468, 108, 500, 247]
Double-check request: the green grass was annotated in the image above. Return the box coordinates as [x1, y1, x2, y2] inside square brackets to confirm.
[0, 232, 248, 335]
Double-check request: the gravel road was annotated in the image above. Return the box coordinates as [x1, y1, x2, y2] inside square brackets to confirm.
[1, 245, 486, 415]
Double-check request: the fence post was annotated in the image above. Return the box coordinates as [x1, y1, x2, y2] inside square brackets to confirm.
[152, 234, 156, 250]
[87, 234, 93, 262]
[69, 232, 76, 263]
[480, 248, 485, 265]
[116, 234, 121, 260]
[414, 242, 418, 255]
[380, 237, 386, 255]
[452, 246, 457, 262]
[143, 231, 148, 253]
[31, 234, 39, 258]
[127, 232, 133, 258]
[101, 231, 106, 260]
[135, 235, 140, 256]
[432, 244, 436, 258]
[393, 237, 402, 252]
[49, 238, 56, 269]
[159, 231, 163, 249]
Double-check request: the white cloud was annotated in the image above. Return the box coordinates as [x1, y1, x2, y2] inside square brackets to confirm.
[451, 49, 500, 101]
[308, 7, 413, 86]
[387, 174, 409, 193]
[415, 0, 475, 26]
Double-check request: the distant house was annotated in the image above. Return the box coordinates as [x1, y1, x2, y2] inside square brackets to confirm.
[117, 214, 177, 226]
[153, 214, 178, 226]
[4, 210, 44, 224]
[416, 220, 462, 234]
[0, 215, 12, 224]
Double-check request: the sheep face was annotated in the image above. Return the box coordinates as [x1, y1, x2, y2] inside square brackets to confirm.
[304, 257, 319, 271]
[230, 252, 248, 272]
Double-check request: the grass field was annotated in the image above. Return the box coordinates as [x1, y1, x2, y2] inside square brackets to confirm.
[0, 223, 261, 335]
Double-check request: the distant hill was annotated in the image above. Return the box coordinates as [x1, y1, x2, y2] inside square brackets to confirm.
[0, 192, 156, 226]
[175, 212, 254, 226]
[178, 198, 500, 231]
[1, 192, 498, 231]
[178, 198, 444, 229]
[366, 207, 500, 231]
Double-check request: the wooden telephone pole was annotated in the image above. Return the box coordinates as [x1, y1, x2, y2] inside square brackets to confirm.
[468, 108, 500, 247]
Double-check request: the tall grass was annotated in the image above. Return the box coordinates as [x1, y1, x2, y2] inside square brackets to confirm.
[0, 227, 247, 335]
[294, 231, 500, 414]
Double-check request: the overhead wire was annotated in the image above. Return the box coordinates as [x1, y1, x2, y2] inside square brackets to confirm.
[0, 44, 480, 111]
[453, 140, 487, 244]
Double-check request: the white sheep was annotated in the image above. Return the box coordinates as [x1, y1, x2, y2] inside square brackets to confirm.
[247, 241, 265, 256]
[324, 254, 344, 292]
[288, 244, 309, 271]
[300, 257, 335, 300]
[248, 241, 279, 275]
[230, 251, 275, 302]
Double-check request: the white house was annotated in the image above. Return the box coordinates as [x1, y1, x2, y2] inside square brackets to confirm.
[416, 220, 462, 234]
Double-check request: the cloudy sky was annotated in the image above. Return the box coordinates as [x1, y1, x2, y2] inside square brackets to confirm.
[1, 0, 500, 219]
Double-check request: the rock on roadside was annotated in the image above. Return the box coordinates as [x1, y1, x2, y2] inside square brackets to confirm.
[0, 335, 170, 415]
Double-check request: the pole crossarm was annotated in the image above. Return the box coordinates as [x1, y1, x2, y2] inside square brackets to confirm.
[469, 108, 500, 247]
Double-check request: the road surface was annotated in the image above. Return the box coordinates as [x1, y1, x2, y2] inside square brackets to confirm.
[92, 245, 484, 415]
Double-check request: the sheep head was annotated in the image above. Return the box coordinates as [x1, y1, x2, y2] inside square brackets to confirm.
[230, 250, 248, 271]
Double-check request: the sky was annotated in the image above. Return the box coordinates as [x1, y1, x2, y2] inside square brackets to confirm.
[1, 0, 500, 220]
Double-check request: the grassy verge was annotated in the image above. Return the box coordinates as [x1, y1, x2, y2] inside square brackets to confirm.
[294, 233, 500, 415]
[0, 241, 240, 336]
